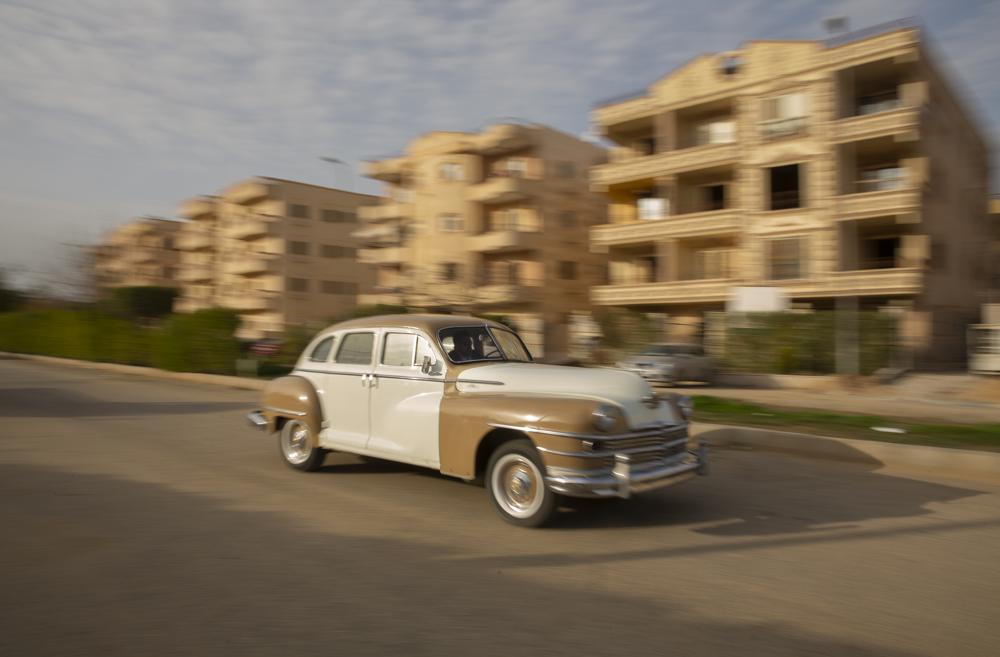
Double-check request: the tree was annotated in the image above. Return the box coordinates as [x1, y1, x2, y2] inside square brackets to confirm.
[108, 286, 178, 320]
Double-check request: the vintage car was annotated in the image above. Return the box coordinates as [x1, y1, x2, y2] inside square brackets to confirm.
[246, 315, 707, 526]
[617, 343, 718, 386]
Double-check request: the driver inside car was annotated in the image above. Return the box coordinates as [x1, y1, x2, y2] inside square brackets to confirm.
[448, 332, 477, 362]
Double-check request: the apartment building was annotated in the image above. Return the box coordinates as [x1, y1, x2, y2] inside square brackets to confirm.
[92, 217, 181, 289]
[358, 122, 607, 358]
[589, 20, 992, 367]
[174, 177, 380, 340]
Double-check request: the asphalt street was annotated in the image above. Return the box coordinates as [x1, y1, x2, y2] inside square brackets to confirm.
[1, 357, 999, 656]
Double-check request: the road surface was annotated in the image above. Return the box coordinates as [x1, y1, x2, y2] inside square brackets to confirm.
[1, 357, 998, 656]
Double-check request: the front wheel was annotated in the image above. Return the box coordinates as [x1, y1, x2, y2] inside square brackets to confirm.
[278, 419, 326, 472]
[486, 439, 558, 527]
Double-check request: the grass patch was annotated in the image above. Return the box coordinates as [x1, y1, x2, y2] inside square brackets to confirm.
[690, 395, 1000, 452]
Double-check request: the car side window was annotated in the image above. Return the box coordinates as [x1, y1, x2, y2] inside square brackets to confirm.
[308, 336, 335, 362]
[335, 332, 374, 365]
[382, 333, 417, 367]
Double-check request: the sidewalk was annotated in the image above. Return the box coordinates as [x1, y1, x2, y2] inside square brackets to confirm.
[658, 382, 1000, 424]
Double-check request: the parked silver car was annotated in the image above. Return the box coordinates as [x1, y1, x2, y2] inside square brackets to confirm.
[617, 343, 717, 385]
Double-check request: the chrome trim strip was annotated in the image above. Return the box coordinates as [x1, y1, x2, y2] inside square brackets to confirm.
[487, 422, 687, 441]
[296, 368, 366, 377]
[450, 378, 505, 385]
[535, 437, 689, 458]
[246, 410, 268, 430]
[263, 405, 307, 417]
[295, 368, 502, 386]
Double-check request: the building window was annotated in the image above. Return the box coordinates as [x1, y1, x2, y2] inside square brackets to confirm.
[335, 332, 374, 365]
[322, 209, 355, 223]
[439, 162, 464, 181]
[557, 261, 577, 280]
[491, 209, 519, 232]
[694, 120, 735, 146]
[636, 194, 667, 220]
[289, 204, 310, 219]
[287, 277, 309, 292]
[554, 161, 575, 178]
[858, 166, 905, 193]
[559, 211, 576, 228]
[862, 236, 901, 269]
[288, 241, 309, 256]
[761, 93, 807, 138]
[693, 249, 733, 279]
[321, 281, 358, 295]
[768, 164, 803, 210]
[498, 158, 528, 178]
[767, 237, 805, 280]
[321, 244, 355, 258]
[438, 213, 464, 232]
[163, 237, 174, 250]
[440, 263, 461, 282]
[704, 184, 726, 211]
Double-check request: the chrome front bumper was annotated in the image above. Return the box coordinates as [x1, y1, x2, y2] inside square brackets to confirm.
[246, 410, 267, 430]
[546, 441, 708, 499]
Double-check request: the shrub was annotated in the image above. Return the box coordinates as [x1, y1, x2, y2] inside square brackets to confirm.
[107, 286, 178, 320]
[150, 309, 241, 374]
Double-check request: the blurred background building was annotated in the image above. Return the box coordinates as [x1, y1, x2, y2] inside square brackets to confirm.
[173, 177, 379, 340]
[92, 217, 181, 289]
[358, 122, 607, 358]
[589, 20, 992, 368]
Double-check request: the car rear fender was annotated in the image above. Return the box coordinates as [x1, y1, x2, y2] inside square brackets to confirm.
[260, 375, 323, 449]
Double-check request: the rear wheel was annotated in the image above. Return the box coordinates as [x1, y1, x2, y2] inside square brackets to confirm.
[278, 419, 326, 472]
[486, 439, 558, 527]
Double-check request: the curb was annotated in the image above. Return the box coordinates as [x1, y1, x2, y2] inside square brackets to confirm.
[0, 352, 267, 391]
[692, 422, 1000, 485]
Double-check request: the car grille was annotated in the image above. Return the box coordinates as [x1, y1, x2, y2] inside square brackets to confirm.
[598, 426, 689, 468]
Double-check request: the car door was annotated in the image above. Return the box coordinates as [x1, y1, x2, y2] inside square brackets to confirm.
[319, 330, 377, 451]
[366, 330, 444, 468]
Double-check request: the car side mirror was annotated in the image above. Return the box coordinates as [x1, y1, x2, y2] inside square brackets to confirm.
[421, 355, 434, 374]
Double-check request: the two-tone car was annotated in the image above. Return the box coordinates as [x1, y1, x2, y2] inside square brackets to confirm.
[617, 343, 718, 386]
[247, 314, 707, 526]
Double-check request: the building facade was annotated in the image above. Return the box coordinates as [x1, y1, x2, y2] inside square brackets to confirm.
[174, 177, 379, 340]
[92, 217, 182, 289]
[359, 122, 607, 358]
[589, 21, 992, 368]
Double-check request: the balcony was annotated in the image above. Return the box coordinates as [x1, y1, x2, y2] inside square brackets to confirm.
[224, 179, 272, 205]
[126, 247, 159, 264]
[835, 186, 921, 221]
[832, 106, 920, 143]
[178, 196, 216, 220]
[177, 230, 212, 251]
[592, 209, 742, 246]
[592, 278, 739, 306]
[781, 268, 923, 298]
[178, 265, 212, 283]
[472, 284, 542, 306]
[591, 143, 739, 188]
[594, 94, 658, 130]
[358, 246, 410, 265]
[359, 290, 407, 306]
[227, 216, 273, 240]
[364, 156, 408, 183]
[468, 175, 537, 204]
[226, 293, 278, 313]
[358, 202, 413, 223]
[469, 231, 542, 253]
[468, 124, 534, 155]
[224, 255, 276, 276]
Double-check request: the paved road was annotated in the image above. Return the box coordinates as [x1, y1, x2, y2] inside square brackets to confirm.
[2, 358, 999, 657]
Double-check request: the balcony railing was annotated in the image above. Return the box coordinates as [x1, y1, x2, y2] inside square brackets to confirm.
[358, 202, 414, 223]
[780, 268, 923, 298]
[227, 216, 273, 240]
[224, 255, 276, 276]
[591, 142, 738, 188]
[177, 231, 212, 251]
[469, 230, 541, 253]
[760, 116, 807, 140]
[468, 176, 537, 204]
[592, 278, 739, 305]
[472, 284, 542, 306]
[358, 246, 410, 265]
[835, 186, 921, 221]
[831, 105, 920, 143]
[592, 209, 742, 245]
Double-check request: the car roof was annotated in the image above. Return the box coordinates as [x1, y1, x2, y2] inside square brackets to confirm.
[327, 314, 508, 335]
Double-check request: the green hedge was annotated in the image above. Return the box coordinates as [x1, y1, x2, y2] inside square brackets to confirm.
[0, 307, 241, 374]
[721, 311, 896, 375]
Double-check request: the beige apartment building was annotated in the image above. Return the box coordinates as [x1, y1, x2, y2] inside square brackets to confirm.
[92, 217, 182, 289]
[174, 177, 379, 340]
[359, 122, 607, 358]
[589, 20, 992, 368]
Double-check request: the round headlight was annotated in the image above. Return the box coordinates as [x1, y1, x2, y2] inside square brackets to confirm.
[592, 404, 621, 433]
[677, 395, 694, 420]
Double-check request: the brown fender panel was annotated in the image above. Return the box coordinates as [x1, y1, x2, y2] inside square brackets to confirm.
[260, 375, 323, 448]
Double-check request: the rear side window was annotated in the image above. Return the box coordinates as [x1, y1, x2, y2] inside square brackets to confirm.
[335, 332, 374, 365]
[308, 336, 335, 362]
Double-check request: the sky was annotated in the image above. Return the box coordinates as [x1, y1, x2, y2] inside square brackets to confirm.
[1, 0, 998, 290]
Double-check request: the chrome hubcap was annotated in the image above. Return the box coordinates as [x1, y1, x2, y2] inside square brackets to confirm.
[492, 453, 544, 518]
[281, 422, 312, 464]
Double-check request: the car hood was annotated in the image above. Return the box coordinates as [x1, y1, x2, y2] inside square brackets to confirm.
[455, 362, 683, 428]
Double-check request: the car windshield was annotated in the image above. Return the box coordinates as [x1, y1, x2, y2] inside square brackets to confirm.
[439, 326, 532, 364]
[641, 344, 703, 357]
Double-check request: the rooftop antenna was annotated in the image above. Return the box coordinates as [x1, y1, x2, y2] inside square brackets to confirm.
[823, 16, 849, 34]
